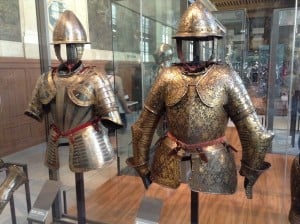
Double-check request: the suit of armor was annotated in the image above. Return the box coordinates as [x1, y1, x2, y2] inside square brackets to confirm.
[128, 1, 273, 199]
[25, 63, 122, 172]
[25, 10, 122, 172]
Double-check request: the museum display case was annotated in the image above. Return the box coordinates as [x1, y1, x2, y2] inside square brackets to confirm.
[0, 0, 299, 223]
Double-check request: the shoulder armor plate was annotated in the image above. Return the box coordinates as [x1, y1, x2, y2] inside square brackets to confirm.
[67, 69, 99, 107]
[39, 71, 56, 104]
[165, 67, 188, 106]
[196, 65, 229, 107]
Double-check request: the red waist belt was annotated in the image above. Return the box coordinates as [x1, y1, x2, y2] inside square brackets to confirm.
[167, 132, 236, 162]
[51, 117, 100, 143]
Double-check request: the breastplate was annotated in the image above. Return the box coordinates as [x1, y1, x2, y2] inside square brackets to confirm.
[166, 72, 229, 143]
[49, 74, 92, 131]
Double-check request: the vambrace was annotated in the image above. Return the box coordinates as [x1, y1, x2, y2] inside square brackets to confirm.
[234, 112, 273, 199]
[225, 70, 274, 199]
[127, 107, 161, 188]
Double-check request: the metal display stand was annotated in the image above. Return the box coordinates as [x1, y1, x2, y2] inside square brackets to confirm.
[27, 180, 61, 223]
[135, 196, 163, 224]
[2, 162, 31, 224]
[191, 191, 199, 224]
[46, 143, 102, 224]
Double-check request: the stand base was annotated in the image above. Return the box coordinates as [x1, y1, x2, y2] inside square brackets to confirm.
[27, 180, 61, 223]
[136, 196, 163, 224]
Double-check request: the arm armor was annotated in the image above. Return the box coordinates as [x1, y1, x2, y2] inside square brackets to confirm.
[225, 68, 274, 199]
[94, 72, 123, 129]
[234, 114, 273, 199]
[0, 165, 27, 214]
[24, 73, 55, 121]
[126, 107, 161, 188]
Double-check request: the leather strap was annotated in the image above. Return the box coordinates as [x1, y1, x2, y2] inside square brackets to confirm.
[167, 132, 234, 162]
[51, 117, 100, 142]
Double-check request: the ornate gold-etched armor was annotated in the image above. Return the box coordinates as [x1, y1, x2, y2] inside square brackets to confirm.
[128, 64, 273, 197]
[289, 155, 300, 223]
[128, 0, 273, 199]
[25, 10, 122, 172]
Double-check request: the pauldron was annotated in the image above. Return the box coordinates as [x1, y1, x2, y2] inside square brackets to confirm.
[38, 67, 116, 108]
[145, 65, 230, 114]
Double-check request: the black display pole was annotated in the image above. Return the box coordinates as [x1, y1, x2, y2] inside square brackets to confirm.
[49, 169, 62, 221]
[75, 172, 86, 224]
[191, 190, 199, 224]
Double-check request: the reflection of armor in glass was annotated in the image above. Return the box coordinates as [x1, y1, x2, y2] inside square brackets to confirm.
[153, 43, 173, 137]
[153, 43, 173, 69]
[127, 1, 273, 199]
[0, 160, 27, 214]
[25, 10, 122, 172]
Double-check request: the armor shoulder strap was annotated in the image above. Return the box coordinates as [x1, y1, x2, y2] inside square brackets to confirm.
[196, 64, 228, 107]
[39, 70, 56, 104]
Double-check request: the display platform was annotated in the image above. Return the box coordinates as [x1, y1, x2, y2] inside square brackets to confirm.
[67, 128, 293, 224]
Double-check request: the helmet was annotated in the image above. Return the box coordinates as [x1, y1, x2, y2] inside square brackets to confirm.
[52, 10, 89, 44]
[173, 1, 225, 40]
[173, 1, 226, 64]
[153, 44, 173, 66]
[52, 10, 89, 66]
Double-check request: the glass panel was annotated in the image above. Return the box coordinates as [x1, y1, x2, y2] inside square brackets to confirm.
[0, 0, 42, 154]
[110, 0, 141, 175]
[113, 0, 179, 174]
[269, 7, 300, 153]
[213, 10, 247, 77]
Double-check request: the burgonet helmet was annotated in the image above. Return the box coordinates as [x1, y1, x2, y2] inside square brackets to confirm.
[173, 1, 225, 40]
[52, 10, 89, 65]
[52, 10, 89, 44]
[173, 0, 226, 64]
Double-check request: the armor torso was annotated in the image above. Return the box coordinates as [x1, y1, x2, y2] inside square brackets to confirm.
[164, 65, 229, 143]
[146, 65, 233, 142]
[25, 64, 122, 172]
[144, 64, 238, 193]
[49, 67, 98, 131]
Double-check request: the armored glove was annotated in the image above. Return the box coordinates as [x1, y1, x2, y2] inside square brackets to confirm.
[239, 160, 271, 199]
[236, 117, 274, 199]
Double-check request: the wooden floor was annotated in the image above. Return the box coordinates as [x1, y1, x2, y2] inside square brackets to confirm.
[69, 128, 294, 224]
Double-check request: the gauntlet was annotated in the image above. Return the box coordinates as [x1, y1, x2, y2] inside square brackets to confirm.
[235, 113, 274, 199]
